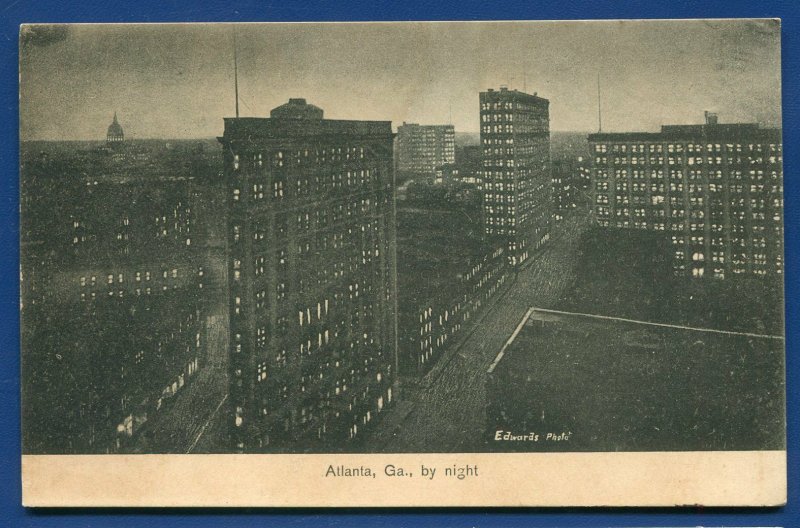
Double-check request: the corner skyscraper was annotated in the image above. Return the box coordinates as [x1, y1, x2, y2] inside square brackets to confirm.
[588, 114, 783, 279]
[479, 87, 552, 266]
[218, 98, 398, 452]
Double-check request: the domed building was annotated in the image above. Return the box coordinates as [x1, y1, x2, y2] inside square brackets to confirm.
[269, 98, 323, 119]
[106, 112, 124, 144]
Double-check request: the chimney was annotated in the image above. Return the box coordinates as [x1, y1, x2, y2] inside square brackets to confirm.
[704, 111, 719, 125]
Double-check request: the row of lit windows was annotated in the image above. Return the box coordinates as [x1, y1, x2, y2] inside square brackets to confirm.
[232, 171, 380, 203]
[595, 143, 780, 153]
[597, 174, 780, 190]
[232, 146, 369, 171]
[78, 267, 200, 288]
[597, 154, 779, 166]
[78, 280, 202, 302]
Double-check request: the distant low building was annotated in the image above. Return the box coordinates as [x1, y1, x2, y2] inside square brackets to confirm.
[396, 122, 455, 176]
[434, 163, 458, 183]
[588, 113, 783, 278]
[454, 145, 483, 186]
[435, 144, 486, 187]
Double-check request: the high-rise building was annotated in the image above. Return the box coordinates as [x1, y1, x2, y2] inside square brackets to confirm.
[218, 98, 397, 452]
[480, 87, 552, 266]
[21, 146, 208, 454]
[588, 114, 783, 278]
[395, 122, 455, 175]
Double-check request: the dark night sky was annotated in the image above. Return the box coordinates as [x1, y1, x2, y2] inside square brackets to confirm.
[19, 19, 781, 140]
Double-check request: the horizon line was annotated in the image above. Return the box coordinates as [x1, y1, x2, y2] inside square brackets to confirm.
[18, 129, 617, 143]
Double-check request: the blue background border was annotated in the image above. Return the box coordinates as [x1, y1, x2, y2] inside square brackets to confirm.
[1, 1, 796, 526]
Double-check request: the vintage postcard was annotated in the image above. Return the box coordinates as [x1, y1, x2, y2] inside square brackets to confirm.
[20, 20, 785, 507]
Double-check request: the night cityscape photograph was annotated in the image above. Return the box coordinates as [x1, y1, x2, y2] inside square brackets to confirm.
[20, 20, 785, 456]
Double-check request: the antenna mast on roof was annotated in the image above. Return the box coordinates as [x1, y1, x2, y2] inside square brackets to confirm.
[233, 26, 240, 118]
[523, 71, 527, 92]
[597, 72, 602, 133]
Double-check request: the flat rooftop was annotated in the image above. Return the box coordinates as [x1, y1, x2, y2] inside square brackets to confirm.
[487, 307, 785, 452]
[221, 116, 392, 141]
[589, 122, 781, 142]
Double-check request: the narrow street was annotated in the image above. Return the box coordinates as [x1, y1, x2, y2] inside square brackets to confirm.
[368, 213, 590, 452]
[130, 303, 229, 454]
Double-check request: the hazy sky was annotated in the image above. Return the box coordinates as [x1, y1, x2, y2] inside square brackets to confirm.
[19, 20, 781, 140]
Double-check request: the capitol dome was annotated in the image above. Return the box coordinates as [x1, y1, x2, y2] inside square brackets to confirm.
[107, 112, 124, 144]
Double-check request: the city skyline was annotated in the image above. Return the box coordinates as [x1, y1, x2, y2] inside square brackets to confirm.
[20, 20, 781, 141]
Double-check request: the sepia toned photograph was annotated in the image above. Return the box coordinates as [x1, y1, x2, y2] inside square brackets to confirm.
[19, 19, 786, 506]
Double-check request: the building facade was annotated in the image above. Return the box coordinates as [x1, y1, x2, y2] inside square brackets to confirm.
[400, 244, 509, 378]
[21, 150, 207, 454]
[395, 122, 455, 175]
[551, 159, 580, 223]
[588, 115, 783, 278]
[218, 99, 397, 452]
[480, 87, 552, 266]
[397, 203, 510, 378]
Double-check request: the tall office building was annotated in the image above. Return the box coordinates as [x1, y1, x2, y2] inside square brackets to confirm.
[480, 87, 552, 266]
[588, 113, 783, 278]
[219, 98, 398, 452]
[395, 122, 455, 175]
